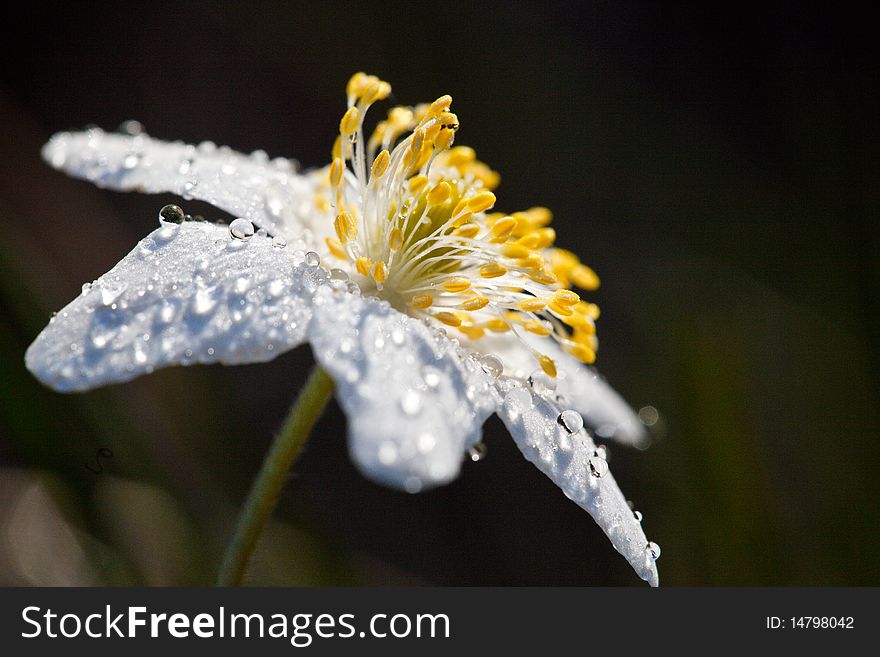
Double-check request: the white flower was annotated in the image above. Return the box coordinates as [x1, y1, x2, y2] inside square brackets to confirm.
[26, 74, 659, 585]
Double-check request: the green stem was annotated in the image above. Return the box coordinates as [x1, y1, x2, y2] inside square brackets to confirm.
[216, 363, 335, 586]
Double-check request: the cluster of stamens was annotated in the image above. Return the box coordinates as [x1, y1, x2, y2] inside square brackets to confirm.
[321, 72, 602, 377]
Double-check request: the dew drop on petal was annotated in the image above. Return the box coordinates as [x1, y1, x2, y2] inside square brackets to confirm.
[479, 354, 503, 379]
[229, 218, 255, 240]
[118, 120, 144, 135]
[81, 282, 92, 295]
[401, 390, 422, 415]
[646, 542, 661, 561]
[329, 268, 349, 282]
[504, 386, 533, 416]
[588, 455, 609, 478]
[422, 366, 441, 388]
[557, 409, 584, 434]
[527, 369, 557, 397]
[123, 153, 141, 169]
[594, 444, 609, 461]
[158, 204, 185, 225]
[272, 235, 287, 249]
[633, 510, 643, 523]
[468, 442, 488, 462]
[305, 251, 321, 267]
[256, 227, 268, 238]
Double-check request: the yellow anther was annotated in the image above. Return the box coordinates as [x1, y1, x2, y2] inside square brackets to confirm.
[518, 227, 556, 250]
[433, 127, 455, 150]
[329, 157, 344, 186]
[332, 135, 343, 160]
[570, 264, 600, 290]
[452, 211, 473, 227]
[461, 296, 490, 311]
[560, 311, 593, 331]
[362, 79, 391, 104]
[334, 211, 358, 243]
[458, 324, 486, 340]
[488, 216, 516, 242]
[581, 302, 601, 320]
[453, 223, 480, 238]
[538, 355, 557, 378]
[372, 261, 388, 284]
[429, 94, 453, 116]
[529, 270, 558, 285]
[325, 237, 348, 260]
[479, 263, 508, 278]
[389, 227, 404, 251]
[526, 207, 553, 227]
[371, 149, 390, 179]
[411, 294, 434, 309]
[517, 252, 545, 269]
[427, 181, 452, 206]
[467, 191, 497, 213]
[437, 111, 459, 130]
[356, 256, 373, 277]
[410, 128, 426, 156]
[435, 311, 462, 327]
[339, 106, 360, 137]
[442, 277, 472, 293]
[484, 318, 512, 333]
[389, 106, 414, 129]
[346, 72, 368, 98]
[524, 320, 552, 336]
[548, 300, 574, 316]
[517, 297, 547, 312]
[408, 175, 429, 193]
[552, 289, 580, 306]
[451, 198, 469, 217]
[566, 343, 596, 364]
[501, 243, 531, 259]
[445, 146, 476, 167]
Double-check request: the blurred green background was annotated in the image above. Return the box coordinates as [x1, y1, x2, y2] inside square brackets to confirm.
[1, 2, 877, 585]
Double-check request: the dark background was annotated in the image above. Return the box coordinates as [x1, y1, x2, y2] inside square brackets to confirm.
[0, 1, 877, 585]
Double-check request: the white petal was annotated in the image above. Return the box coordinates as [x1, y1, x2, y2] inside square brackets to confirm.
[307, 288, 500, 492]
[460, 333, 649, 447]
[26, 222, 324, 392]
[497, 382, 659, 586]
[42, 129, 313, 241]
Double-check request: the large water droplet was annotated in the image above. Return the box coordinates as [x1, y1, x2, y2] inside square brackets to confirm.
[633, 510, 643, 523]
[528, 369, 557, 397]
[468, 442, 488, 462]
[305, 251, 321, 267]
[329, 268, 349, 282]
[639, 405, 660, 426]
[272, 235, 287, 249]
[646, 542, 661, 561]
[118, 120, 144, 135]
[158, 204, 185, 225]
[588, 455, 608, 478]
[557, 409, 584, 434]
[401, 390, 422, 415]
[229, 218, 255, 240]
[479, 354, 503, 379]
[504, 386, 533, 416]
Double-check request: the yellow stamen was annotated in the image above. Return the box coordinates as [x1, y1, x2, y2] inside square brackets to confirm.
[411, 294, 433, 309]
[479, 263, 508, 278]
[538, 355, 557, 378]
[334, 211, 358, 243]
[435, 311, 462, 327]
[339, 107, 360, 137]
[371, 149, 390, 179]
[461, 296, 490, 311]
[356, 256, 372, 276]
[442, 277, 471, 293]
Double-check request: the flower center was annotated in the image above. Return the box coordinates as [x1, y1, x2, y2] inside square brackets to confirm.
[321, 72, 601, 376]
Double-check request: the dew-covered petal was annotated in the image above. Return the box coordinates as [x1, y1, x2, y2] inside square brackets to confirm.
[496, 382, 659, 586]
[42, 129, 313, 241]
[307, 289, 500, 492]
[463, 332, 648, 448]
[26, 222, 324, 392]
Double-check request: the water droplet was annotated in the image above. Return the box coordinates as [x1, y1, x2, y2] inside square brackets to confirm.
[305, 251, 321, 267]
[272, 235, 287, 249]
[588, 455, 608, 478]
[401, 390, 422, 415]
[192, 288, 218, 315]
[479, 354, 503, 379]
[158, 204, 185, 225]
[229, 218, 255, 240]
[639, 405, 660, 426]
[594, 444, 608, 461]
[100, 282, 126, 305]
[123, 152, 141, 169]
[329, 268, 349, 282]
[183, 180, 198, 195]
[646, 542, 661, 561]
[422, 366, 441, 388]
[468, 442, 488, 462]
[504, 386, 533, 416]
[527, 369, 557, 397]
[118, 120, 143, 136]
[81, 282, 92, 295]
[256, 227, 268, 238]
[302, 267, 323, 293]
[633, 510, 643, 523]
[557, 409, 584, 434]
